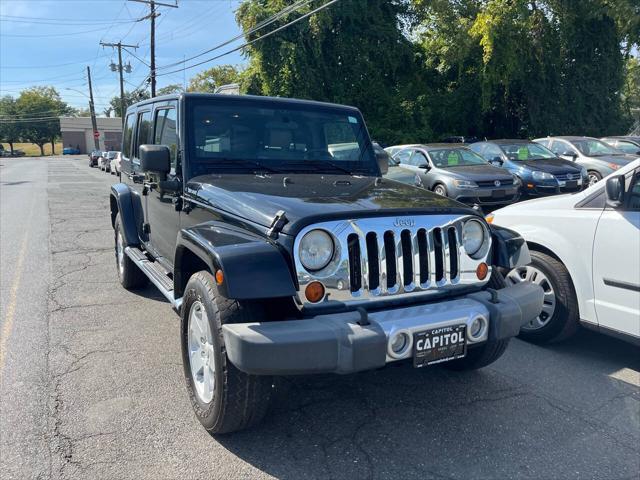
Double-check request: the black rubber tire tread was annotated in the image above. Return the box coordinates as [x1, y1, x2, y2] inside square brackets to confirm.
[181, 271, 273, 435]
[114, 213, 147, 289]
[517, 250, 580, 344]
[443, 338, 510, 371]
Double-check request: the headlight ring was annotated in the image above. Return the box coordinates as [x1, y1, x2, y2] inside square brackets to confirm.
[462, 219, 487, 258]
[299, 229, 335, 271]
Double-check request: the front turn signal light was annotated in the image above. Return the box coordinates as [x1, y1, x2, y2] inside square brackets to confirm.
[476, 262, 489, 280]
[305, 281, 325, 303]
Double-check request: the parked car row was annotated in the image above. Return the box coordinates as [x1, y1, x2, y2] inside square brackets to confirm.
[88, 149, 121, 175]
[382, 136, 639, 209]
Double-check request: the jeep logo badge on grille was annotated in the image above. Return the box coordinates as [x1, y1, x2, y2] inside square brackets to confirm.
[394, 218, 415, 227]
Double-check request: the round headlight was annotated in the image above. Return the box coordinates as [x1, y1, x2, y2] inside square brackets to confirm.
[299, 230, 334, 271]
[462, 220, 485, 257]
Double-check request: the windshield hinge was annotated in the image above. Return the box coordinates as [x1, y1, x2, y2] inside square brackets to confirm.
[267, 210, 288, 239]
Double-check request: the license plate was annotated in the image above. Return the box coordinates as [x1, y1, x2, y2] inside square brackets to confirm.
[558, 181, 566, 187]
[566, 180, 577, 188]
[413, 325, 467, 367]
[491, 190, 506, 198]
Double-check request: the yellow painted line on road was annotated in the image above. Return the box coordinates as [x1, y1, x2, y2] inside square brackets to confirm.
[0, 202, 34, 380]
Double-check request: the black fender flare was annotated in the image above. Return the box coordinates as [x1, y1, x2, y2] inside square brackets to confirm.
[489, 224, 531, 269]
[175, 222, 296, 300]
[109, 183, 143, 246]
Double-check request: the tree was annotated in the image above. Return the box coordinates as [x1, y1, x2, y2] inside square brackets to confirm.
[236, 0, 431, 145]
[16, 86, 72, 155]
[157, 83, 184, 95]
[109, 90, 150, 118]
[0, 95, 22, 154]
[187, 65, 242, 93]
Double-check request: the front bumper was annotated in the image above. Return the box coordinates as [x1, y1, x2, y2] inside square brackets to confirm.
[524, 181, 584, 195]
[453, 187, 520, 205]
[222, 282, 543, 376]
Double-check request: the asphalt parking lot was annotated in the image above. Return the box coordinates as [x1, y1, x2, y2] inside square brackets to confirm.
[1, 155, 639, 480]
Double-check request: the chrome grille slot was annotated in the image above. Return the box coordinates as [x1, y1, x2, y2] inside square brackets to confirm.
[383, 231, 397, 290]
[448, 227, 459, 280]
[347, 234, 361, 292]
[433, 228, 445, 282]
[366, 233, 379, 291]
[400, 230, 413, 287]
[293, 215, 492, 307]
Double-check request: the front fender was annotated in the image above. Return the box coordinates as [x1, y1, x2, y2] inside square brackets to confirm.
[175, 222, 296, 300]
[489, 224, 531, 269]
[110, 183, 143, 246]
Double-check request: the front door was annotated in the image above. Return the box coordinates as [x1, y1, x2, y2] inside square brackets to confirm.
[592, 168, 640, 338]
[145, 103, 181, 266]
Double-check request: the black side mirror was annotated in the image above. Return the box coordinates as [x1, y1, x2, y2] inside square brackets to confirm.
[605, 175, 625, 208]
[561, 151, 577, 159]
[140, 144, 170, 174]
[419, 163, 431, 171]
[491, 156, 503, 165]
[375, 150, 389, 175]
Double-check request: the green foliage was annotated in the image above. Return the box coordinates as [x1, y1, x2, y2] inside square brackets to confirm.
[188, 65, 242, 92]
[233, 0, 635, 142]
[236, 0, 432, 145]
[0, 96, 22, 153]
[109, 90, 151, 118]
[14, 86, 72, 155]
[157, 84, 184, 95]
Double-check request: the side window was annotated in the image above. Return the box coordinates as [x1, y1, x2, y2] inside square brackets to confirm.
[134, 110, 152, 162]
[550, 140, 571, 155]
[395, 149, 412, 165]
[409, 151, 428, 167]
[625, 171, 640, 211]
[122, 113, 135, 159]
[536, 139, 550, 148]
[154, 107, 179, 171]
[483, 144, 502, 161]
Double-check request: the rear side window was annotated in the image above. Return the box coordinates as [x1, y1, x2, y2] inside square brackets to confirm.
[135, 111, 152, 161]
[483, 144, 503, 160]
[395, 149, 412, 164]
[122, 113, 135, 159]
[154, 107, 178, 170]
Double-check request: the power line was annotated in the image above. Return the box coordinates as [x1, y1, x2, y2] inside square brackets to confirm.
[156, 0, 311, 72]
[157, 0, 340, 78]
[0, 56, 110, 70]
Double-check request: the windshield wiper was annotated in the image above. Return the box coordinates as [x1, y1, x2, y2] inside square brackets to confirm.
[202, 158, 280, 173]
[286, 160, 356, 175]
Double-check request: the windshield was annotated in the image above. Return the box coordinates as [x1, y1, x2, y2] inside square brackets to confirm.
[500, 143, 557, 161]
[186, 98, 377, 177]
[571, 139, 619, 156]
[429, 148, 488, 168]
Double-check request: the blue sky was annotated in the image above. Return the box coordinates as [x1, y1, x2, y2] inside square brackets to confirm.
[0, 0, 244, 112]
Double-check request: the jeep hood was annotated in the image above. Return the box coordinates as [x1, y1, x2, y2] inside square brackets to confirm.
[186, 173, 473, 235]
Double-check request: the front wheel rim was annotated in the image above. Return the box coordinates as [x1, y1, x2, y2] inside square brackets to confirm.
[188, 301, 216, 404]
[116, 230, 125, 275]
[505, 265, 556, 330]
[588, 173, 599, 186]
[435, 186, 446, 196]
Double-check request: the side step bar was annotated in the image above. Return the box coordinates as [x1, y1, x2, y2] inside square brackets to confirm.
[125, 246, 182, 312]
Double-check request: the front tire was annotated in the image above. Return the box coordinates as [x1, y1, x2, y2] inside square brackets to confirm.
[505, 250, 579, 343]
[587, 170, 602, 186]
[114, 213, 147, 289]
[181, 272, 273, 435]
[433, 183, 448, 197]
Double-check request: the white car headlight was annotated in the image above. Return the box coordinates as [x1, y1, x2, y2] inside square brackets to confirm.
[462, 220, 486, 257]
[453, 179, 478, 189]
[299, 230, 334, 271]
[532, 170, 555, 181]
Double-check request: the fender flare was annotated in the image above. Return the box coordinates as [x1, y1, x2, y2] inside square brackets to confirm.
[109, 183, 143, 246]
[175, 223, 296, 300]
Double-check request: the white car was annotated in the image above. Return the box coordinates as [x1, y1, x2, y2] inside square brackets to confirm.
[109, 151, 122, 175]
[488, 159, 639, 345]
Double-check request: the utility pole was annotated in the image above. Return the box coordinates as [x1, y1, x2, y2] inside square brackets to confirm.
[129, 0, 178, 97]
[86, 66, 100, 150]
[100, 41, 138, 125]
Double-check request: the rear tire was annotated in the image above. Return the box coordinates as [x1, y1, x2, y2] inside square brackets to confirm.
[506, 250, 579, 344]
[181, 272, 273, 435]
[114, 213, 147, 289]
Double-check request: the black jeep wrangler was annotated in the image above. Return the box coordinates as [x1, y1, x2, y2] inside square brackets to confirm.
[110, 93, 543, 434]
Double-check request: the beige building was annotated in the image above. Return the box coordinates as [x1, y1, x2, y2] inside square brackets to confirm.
[59, 117, 122, 153]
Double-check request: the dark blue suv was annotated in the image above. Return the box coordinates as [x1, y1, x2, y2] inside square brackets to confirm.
[469, 139, 587, 196]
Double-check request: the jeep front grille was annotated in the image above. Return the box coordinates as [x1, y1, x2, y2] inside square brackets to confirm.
[293, 215, 492, 308]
